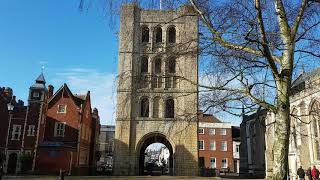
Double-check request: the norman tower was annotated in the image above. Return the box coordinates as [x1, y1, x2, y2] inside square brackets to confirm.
[114, 4, 199, 176]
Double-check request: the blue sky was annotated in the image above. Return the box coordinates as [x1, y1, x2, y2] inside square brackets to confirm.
[1, 1, 317, 126]
[0, 0, 118, 125]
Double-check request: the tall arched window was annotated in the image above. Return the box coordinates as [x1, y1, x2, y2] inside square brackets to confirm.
[155, 27, 162, 43]
[141, 56, 148, 73]
[154, 58, 162, 74]
[153, 96, 161, 118]
[165, 98, 174, 118]
[290, 108, 298, 152]
[140, 97, 149, 117]
[168, 57, 176, 73]
[311, 101, 320, 160]
[168, 26, 176, 43]
[141, 26, 149, 43]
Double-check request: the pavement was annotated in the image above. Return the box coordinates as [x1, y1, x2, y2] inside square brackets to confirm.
[0, 176, 264, 180]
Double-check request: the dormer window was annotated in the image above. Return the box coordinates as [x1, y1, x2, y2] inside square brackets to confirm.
[57, 105, 66, 113]
[33, 92, 39, 98]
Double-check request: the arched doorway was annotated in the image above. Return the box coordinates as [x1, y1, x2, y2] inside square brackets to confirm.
[137, 133, 173, 176]
[7, 153, 18, 174]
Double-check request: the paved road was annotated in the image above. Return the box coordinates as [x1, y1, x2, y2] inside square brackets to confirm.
[1, 176, 264, 180]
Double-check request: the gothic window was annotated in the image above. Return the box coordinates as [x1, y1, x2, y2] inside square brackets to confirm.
[141, 56, 148, 73]
[141, 26, 149, 43]
[154, 58, 162, 74]
[153, 96, 161, 118]
[310, 100, 320, 160]
[140, 97, 149, 117]
[168, 26, 176, 43]
[290, 108, 298, 152]
[165, 98, 174, 118]
[167, 57, 176, 73]
[155, 26, 162, 43]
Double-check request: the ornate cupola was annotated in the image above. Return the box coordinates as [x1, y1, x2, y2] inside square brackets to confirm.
[29, 73, 47, 102]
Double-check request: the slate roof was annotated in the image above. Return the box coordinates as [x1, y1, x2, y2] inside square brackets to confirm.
[198, 113, 222, 123]
[31, 73, 47, 89]
[292, 67, 320, 88]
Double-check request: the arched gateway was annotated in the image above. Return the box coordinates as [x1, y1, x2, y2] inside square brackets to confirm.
[113, 4, 199, 176]
[137, 133, 173, 175]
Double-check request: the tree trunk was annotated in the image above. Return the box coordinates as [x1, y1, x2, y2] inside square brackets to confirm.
[272, 73, 291, 180]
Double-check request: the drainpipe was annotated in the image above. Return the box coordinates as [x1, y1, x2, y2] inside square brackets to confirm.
[76, 105, 83, 167]
[69, 151, 73, 175]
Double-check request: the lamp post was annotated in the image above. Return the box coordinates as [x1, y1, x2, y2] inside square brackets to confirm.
[4, 102, 14, 173]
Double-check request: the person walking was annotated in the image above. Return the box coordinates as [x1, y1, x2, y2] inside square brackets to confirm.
[307, 167, 313, 180]
[297, 166, 306, 180]
[311, 166, 320, 180]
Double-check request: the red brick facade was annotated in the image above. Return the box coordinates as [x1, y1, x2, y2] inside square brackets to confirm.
[198, 112, 235, 172]
[36, 84, 97, 175]
[0, 74, 100, 175]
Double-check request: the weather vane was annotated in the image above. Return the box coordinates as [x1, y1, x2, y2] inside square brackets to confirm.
[41, 65, 45, 73]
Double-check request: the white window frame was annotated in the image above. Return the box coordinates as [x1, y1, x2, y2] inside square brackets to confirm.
[221, 158, 228, 168]
[236, 145, 240, 153]
[27, 125, 35, 136]
[33, 92, 39, 98]
[209, 141, 216, 151]
[221, 141, 227, 151]
[209, 128, 215, 135]
[54, 122, 66, 137]
[198, 128, 204, 134]
[220, 129, 227, 135]
[11, 125, 22, 140]
[198, 140, 205, 150]
[57, 105, 67, 113]
[210, 157, 216, 168]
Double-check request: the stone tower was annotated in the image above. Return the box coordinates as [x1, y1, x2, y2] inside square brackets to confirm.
[114, 4, 199, 176]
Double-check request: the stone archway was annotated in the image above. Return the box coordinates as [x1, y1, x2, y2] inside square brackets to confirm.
[137, 133, 173, 176]
[7, 153, 18, 174]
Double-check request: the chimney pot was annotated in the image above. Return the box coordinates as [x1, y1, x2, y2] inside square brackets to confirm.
[48, 85, 54, 98]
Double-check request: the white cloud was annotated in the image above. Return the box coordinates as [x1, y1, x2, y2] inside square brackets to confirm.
[50, 68, 117, 125]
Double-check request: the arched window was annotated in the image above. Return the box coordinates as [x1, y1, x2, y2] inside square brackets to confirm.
[140, 97, 149, 117]
[165, 98, 174, 118]
[153, 97, 161, 118]
[141, 26, 149, 43]
[311, 101, 320, 160]
[290, 108, 298, 151]
[168, 57, 176, 73]
[141, 56, 148, 73]
[168, 27, 176, 43]
[154, 58, 162, 74]
[155, 27, 162, 43]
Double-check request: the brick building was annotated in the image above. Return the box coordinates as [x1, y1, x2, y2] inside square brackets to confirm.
[0, 73, 100, 175]
[0, 73, 47, 174]
[198, 112, 236, 173]
[36, 83, 97, 175]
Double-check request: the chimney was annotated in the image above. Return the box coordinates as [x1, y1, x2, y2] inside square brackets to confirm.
[48, 85, 54, 98]
[12, 96, 16, 102]
[18, 100, 24, 106]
